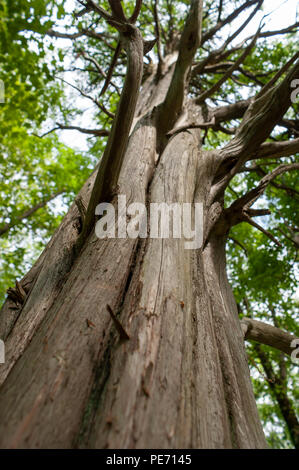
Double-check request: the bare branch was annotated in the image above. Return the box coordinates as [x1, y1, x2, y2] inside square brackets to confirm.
[248, 137, 299, 161]
[193, 5, 296, 88]
[57, 77, 115, 119]
[97, 102, 115, 120]
[201, 0, 261, 45]
[246, 208, 271, 217]
[217, 0, 223, 23]
[167, 117, 216, 137]
[83, 0, 113, 21]
[55, 123, 109, 137]
[243, 216, 282, 247]
[192, 39, 247, 78]
[74, 4, 93, 18]
[129, 0, 143, 24]
[219, 60, 299, 167]
[46, 27, 114, 43]
[57, 77, 99, 106]
[218, 162, 299, 243]
[277, 227, 299, 248]
[237, 66, 265, 87]
[226, 163, 299, 221]
[243, 164, 299, 197]
[229, 236, 248, 255]
[196, 26, 261, 105]
[33, 127, 60, 138]
[79, 50, 121, 95]
[99, 40, 122, 97]
[0, 190, 65, 237]
[157, 0, 204, 139]
[241, 318, 298, 356]
[259, 51, 299, 96]
[108, 0, 126, 21]
[279, 119, 299, 137]
[153, 0, 163, 76]
[78, 51, 106, 78]
[220, 0, 263, 51]
[212, 99, 251, 123]
[256, 21, 299, 38]
[46, 29, 86, 39]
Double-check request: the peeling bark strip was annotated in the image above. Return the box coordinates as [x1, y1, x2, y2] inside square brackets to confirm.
[0, 0, 298, 449]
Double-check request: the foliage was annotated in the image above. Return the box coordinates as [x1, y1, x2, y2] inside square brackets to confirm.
[0, 0, 95, 304]
[226, 166, 299, 448]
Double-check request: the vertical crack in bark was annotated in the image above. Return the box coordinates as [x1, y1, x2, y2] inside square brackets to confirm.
[73, 234, 147, 447]
[73, 123, 160, 447]
[74, 337, 113, 448]
[201, 236, 267, 448]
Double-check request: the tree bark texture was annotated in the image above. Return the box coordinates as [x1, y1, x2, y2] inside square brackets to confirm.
[0, 65, 267, 449]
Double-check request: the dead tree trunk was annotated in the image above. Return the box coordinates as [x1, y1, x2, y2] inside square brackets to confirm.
[0, 65, 267, 448]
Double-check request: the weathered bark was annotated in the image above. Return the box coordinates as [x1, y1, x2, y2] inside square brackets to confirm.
[0, 63, 267, 449]
[76, 130, 265, 449]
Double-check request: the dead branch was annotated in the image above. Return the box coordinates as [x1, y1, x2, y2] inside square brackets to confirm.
[130, 0, 143, 24]
[225, 163, 299, 229]
[0, 190, 65, 237]
[241, 318, 298, 356]
[56, 123, 109, 137]
[259, 51, 299, 96]
[108, 0, 126, 22]
[248, 138, 299, 161]
[157, 0, 204, 139]
[196, 26, 261, 105]
[99, 40, 122, 97]
[202, 0, 261, 44]
[218, 60, 299, 180]
[153, 0, 164, 77]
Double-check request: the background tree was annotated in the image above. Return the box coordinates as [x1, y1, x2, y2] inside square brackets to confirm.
[0, 0, 298, 449]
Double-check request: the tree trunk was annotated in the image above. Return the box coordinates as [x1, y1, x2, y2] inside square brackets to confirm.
[253, 344, 299, 448]
[0, 68, 267, 449]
